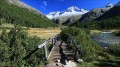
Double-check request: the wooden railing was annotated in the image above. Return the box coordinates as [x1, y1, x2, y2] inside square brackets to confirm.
[38, 34, 59, 60]
[70, 37, 83, 60]
[37, 35, 83, 61]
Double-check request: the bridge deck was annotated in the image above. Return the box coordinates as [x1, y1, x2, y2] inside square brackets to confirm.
[46, 40, 76, 67]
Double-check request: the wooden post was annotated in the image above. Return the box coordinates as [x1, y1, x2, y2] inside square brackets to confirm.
[54, 36, 56, 45]
[70, 37, 73, 46]
[44, 43, 48, 60]
[52, 38, 54, 45]
[74, 49, 77, 60]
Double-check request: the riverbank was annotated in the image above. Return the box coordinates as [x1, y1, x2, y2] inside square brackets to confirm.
[90, 29, 120, 35]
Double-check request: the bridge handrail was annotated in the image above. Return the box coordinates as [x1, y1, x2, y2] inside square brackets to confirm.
[38, 34, 59, 48]
[38, 34, 59, 60]
[70, 37, 83, 56]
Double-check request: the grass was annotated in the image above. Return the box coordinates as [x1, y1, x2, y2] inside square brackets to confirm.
[90, 29, 120, 35]
[90, 30, 102, 35]
[77, 54, 120, 67]
[0, 23, 14, 28]
[0, 23, 61, 39]
[77, 61, 99, 67]
[28, 28, 61, 39]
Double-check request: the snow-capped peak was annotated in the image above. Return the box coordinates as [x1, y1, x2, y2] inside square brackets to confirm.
[67, 6, 80, 12]
[66, 6, 89, 13]
[106, 3, 114, 8]
[46, 11, 61, 19]
[46, 6, 89, 19]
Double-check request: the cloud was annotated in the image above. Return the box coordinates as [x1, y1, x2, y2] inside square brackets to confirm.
[43, 1, 47, 6]
[40, 6, 46, 10]
[40, 1, 47, 10]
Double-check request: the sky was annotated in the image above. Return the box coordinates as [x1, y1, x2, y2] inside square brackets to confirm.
[21, 0, 119, 15]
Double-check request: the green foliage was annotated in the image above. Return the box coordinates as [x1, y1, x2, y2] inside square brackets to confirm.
[113, 31, 120, 36]
[0, 0, 57, 28]
[60, 27, 103, 61]
[60, 27, 120, 66]
[0, 26, 45, 67]
[0, 20, 1, 25]
[107, 44, 120, 56]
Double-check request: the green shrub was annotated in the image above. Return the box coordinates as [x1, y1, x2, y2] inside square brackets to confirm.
[113, 31, 120, 36]
[107, 44, 120, 56]
[0, 20, 1, 25]
[0, 26, 45, 67]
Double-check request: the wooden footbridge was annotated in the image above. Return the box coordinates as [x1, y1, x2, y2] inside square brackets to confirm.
[37, 34, 83, 67]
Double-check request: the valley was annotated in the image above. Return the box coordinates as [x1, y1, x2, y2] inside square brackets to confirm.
[0, 0, 120, 67]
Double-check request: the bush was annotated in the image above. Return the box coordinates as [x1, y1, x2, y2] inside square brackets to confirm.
[0, 26, 45, 67]
[0, 20, 1, 25]
[107, 44, 120, 56]
[113, 31, 120, 36]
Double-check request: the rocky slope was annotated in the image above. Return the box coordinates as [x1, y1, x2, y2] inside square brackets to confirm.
[96, 2, 120, 21]
[71, 1, 120, 29]
[7, 0, 42, 15]
[79, 3, 114, 22]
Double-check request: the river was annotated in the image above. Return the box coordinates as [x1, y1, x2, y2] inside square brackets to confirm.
[91, 32, 120, 47]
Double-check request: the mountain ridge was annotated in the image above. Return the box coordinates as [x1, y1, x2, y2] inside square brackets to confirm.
[0, 0, 57, 28]
[79, 3, 114, 22]
[72, 1, 120, 29]
[7, 0, 42, 15]
[46, 6, 89, 19]
[46, 6, 89, 24]
[46, 3, 114, 25]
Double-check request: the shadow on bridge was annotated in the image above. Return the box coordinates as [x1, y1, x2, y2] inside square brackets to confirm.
[59, 41, 66, 65]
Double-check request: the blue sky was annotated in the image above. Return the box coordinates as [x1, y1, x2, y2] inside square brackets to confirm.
[21, 0, 119, 15]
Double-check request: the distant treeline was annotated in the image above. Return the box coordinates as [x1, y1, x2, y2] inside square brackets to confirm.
[72, 16, 120, 29]
[0, 0, 58, 28]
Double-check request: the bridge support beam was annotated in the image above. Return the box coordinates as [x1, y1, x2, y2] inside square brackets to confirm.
[74, 49, 77, 60]
[52, 38, 54, 45]
[44, 44, 48, 60]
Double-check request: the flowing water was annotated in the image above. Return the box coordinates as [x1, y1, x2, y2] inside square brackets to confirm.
[92, 32, 120, 47]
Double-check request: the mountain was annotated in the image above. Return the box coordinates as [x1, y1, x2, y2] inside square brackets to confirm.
[96, 2, 120, 20]
[0, 0, 57, 28]
[116, 1, 120, 5]
[46, 6, 88, 19]
[79, 3, 114, 22]
[72, 2, 120, 29]
[7, 0, 41, 15]
[46, 6, 89, 24]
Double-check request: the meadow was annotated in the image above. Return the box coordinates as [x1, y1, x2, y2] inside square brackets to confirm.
[0, 23, 61, 39]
